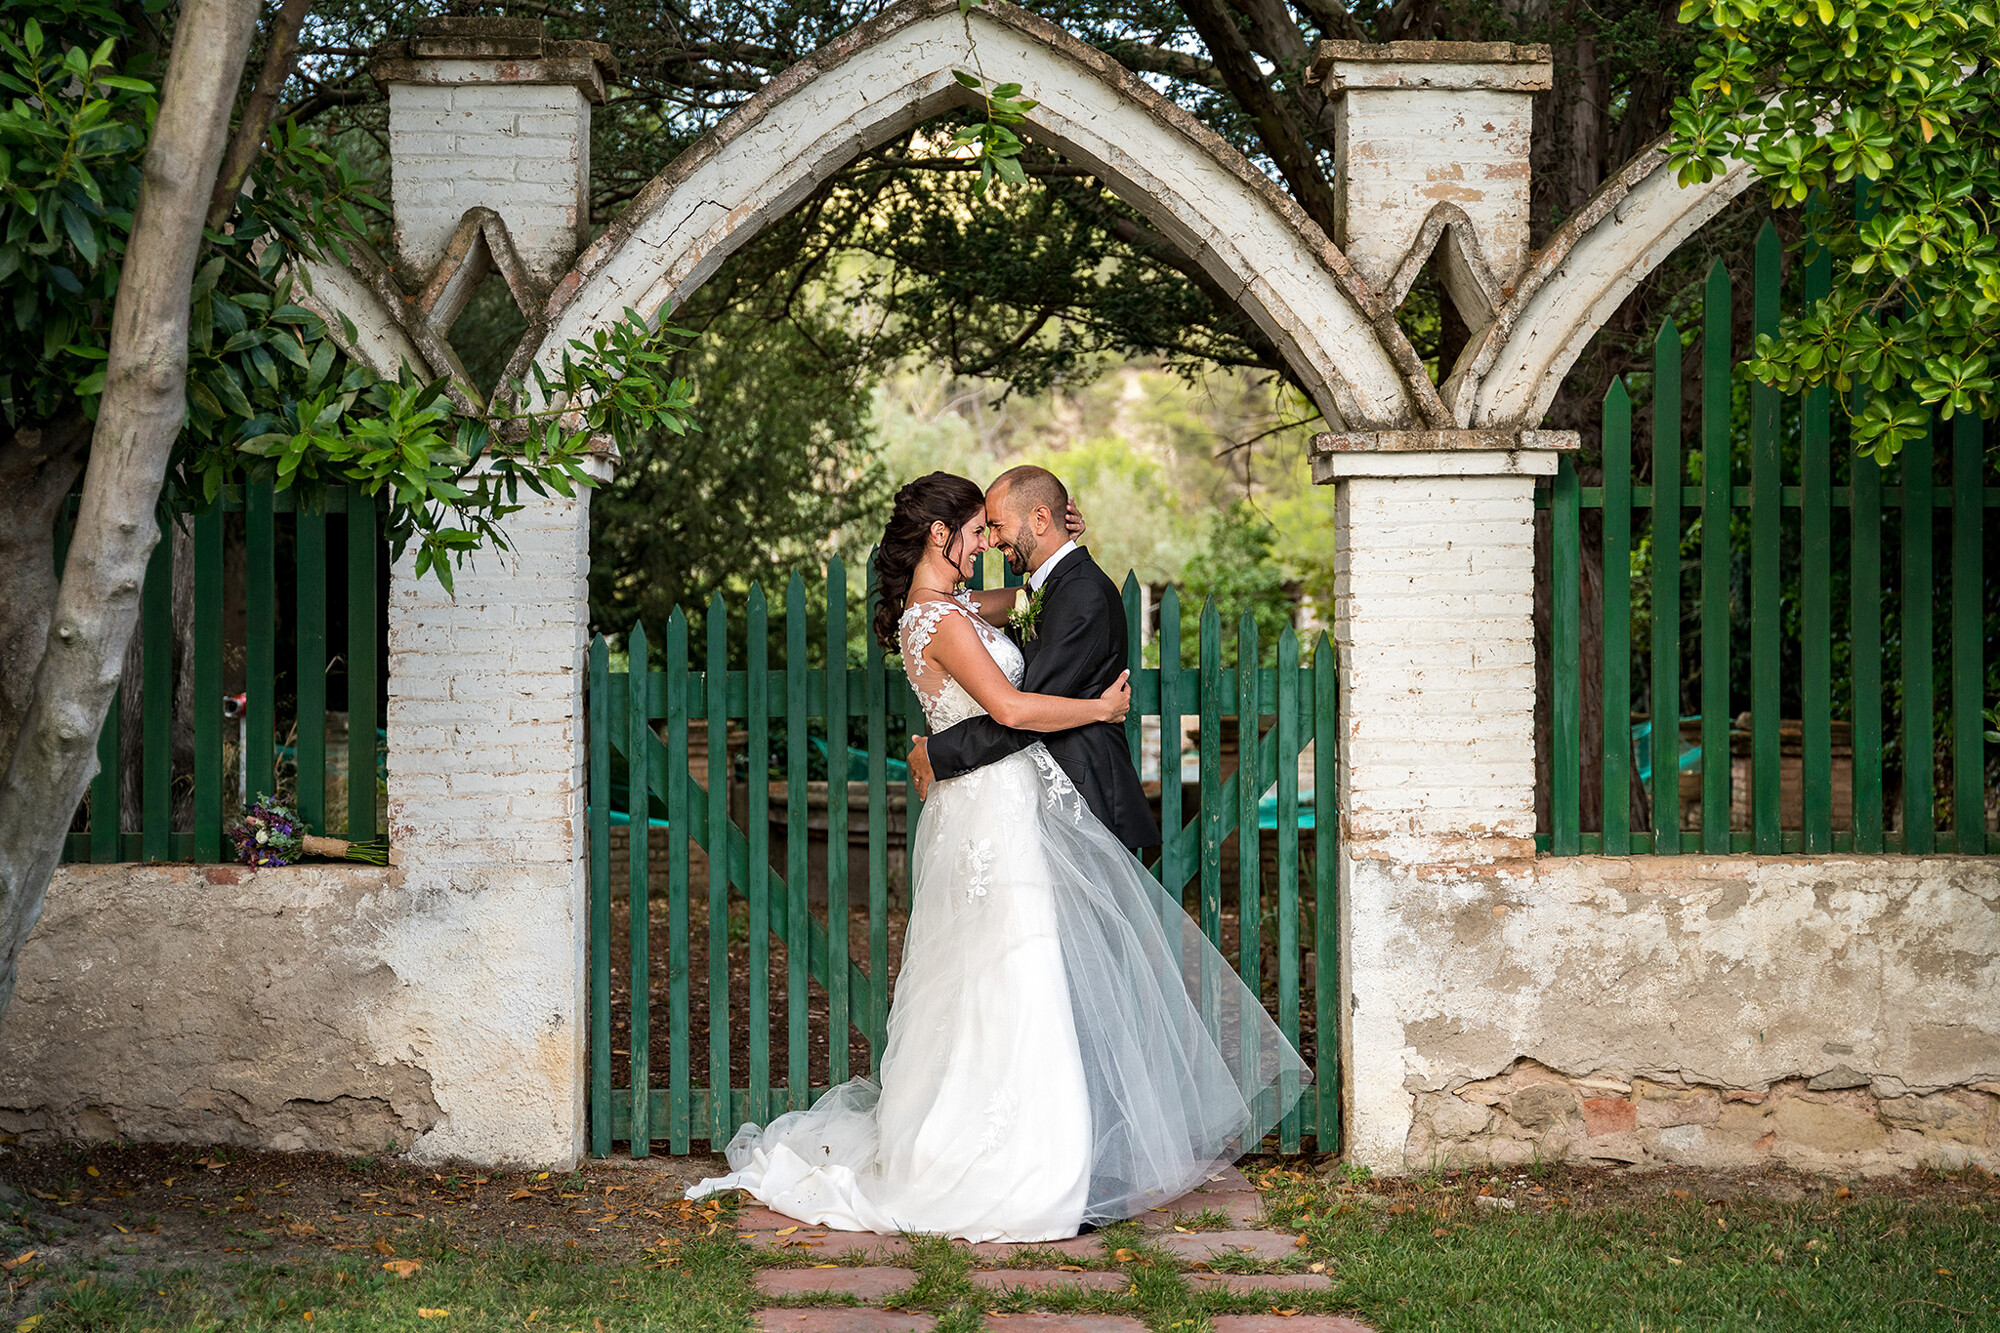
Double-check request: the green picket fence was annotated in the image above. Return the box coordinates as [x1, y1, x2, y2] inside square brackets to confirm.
[1543, 220, 1999, 855]
[58, 481, 386, 862]
[587, 558, 1340, 1157]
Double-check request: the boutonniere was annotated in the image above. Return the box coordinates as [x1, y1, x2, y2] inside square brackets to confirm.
[1008, 586, 1047, 639]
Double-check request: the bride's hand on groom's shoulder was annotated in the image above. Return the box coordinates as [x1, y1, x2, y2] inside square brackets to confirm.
[1065, 500, 1086, 540]
[1098, 670, 1131, 724]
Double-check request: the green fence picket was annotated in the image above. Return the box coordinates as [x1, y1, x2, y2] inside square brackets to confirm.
[246, 481, 276, 808]
[1275, 625, 1302, 1152]
[91, 685, 120, 862]
[1601, 379, 1633, 854]
[1852, 436, 1885, 851]
[1159, 588, 1184, 902]
[1650, 318, 1683, 853]
[785, 573, 810, 1113]
[1699, 260, 1732, 853]
[1551, 453, 1581, 854]
[666, 607, 692, 1153]
[1750, 222, 1782, 852]
[1123, 573, 1143, 770]
[347, 486, 379, 841]
[1312, 632, 1338, 1149]
[1198, 600, 1223, 951]
[826, 560, 851, 1089]
[864, 562, 889, 1079]
[193, 506, 224, 862]
[1236, 611, 1260, 1000]
[1950, 414, 1984, 855]
[296, 501, 327, 836]
[626, 620, 652, 1156]
[1901, 426, 1936, 853]
[589, 635, 612, 1158]
[706, 595, 731, 1145]
[1801, 236, 1835, 852]
[747, 585, 774, 1125]
[141, 534, 172, 862]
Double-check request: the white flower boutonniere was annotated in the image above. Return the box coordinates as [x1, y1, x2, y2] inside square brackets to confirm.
[1007, 586, 1047, 640]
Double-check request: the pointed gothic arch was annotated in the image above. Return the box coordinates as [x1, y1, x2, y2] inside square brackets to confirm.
[527, 0, 1439, 432]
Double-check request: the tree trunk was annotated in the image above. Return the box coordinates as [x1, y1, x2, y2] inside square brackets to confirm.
[0, 419, 92, 778]
[0, 0, 262, 1015]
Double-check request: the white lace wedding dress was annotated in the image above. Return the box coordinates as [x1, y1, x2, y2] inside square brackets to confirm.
[684, 591, 1311, 1241]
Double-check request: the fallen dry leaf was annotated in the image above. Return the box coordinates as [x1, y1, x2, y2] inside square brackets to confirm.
[2, 1251, 36, 1272]
[382, 1260, 422, 1279]
[1113, 1248, 1139, 1262]
[371, 1239, 396, 1256]
[1056, 1264, 1083, 1272]
[417, 1309, 449, 1319]
[776, 1226, 798, 1236]
[509, 1190, 536, 1202]
[1269, 1306, 1301, 1317]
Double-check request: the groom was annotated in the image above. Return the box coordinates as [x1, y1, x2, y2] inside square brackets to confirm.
[905, 465, 1161, 854]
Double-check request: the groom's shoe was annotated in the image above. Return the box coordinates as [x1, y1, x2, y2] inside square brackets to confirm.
[1075, 1221, 1099, 1235]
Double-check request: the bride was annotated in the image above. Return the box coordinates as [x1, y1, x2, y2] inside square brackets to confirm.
[686, 472, 1311, 1242]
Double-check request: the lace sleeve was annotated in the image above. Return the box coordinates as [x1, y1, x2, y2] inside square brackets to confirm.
[899, 595, 976, 676]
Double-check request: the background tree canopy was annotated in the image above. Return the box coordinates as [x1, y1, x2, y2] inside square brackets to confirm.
[278, 0, 1763, 629]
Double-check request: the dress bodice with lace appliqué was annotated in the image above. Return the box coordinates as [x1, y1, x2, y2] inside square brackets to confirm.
[899, 592, 1023, 731]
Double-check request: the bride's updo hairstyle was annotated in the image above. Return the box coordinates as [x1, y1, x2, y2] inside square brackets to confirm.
[872, 471, 987, 649]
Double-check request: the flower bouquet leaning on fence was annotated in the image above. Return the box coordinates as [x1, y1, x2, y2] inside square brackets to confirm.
[228, 796, 390, 867]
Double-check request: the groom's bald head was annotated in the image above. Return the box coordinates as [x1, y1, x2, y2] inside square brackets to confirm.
[986, 465, 1069, 576]
[988, 465, 1067, 527]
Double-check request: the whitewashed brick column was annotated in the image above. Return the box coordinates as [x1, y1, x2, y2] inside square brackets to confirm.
[1317, 437, 1571, 1169]
[381, 459, 608, 1167]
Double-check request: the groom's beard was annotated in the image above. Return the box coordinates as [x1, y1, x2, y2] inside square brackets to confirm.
[1003, 529, 1038, 575]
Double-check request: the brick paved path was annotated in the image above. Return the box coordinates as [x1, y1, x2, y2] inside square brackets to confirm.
[735, 1166, 1377, 1332]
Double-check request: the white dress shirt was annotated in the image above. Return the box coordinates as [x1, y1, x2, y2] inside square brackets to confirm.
[1028, 539, 1079, 592]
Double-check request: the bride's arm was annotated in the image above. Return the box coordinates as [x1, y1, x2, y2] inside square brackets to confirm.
[923, 612, 1128, 732]
[960, 588, 1019, 626]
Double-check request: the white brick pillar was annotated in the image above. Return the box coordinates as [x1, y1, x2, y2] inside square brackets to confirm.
[1316, 434, 1572, 1169]
[372, 18, 612, 285]
[382, 459, 609, 1167]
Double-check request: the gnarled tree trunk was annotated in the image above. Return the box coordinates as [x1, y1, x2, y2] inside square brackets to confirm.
[0, 0, 262, 1014]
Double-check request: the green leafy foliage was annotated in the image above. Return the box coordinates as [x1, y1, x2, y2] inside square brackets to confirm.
[1668, 0, 2000, 461]
[0, 5, 699, 595]
[1181, 500, 1293, 668]
[948, 69, 1039, 196]
[0, 15, 154, 424]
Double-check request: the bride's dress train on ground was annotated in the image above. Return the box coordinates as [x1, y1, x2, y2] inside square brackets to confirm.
[686, 593, 1311, 1241]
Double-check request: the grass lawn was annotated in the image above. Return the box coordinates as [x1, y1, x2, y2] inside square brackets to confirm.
[3, 1143, 1994, 1331]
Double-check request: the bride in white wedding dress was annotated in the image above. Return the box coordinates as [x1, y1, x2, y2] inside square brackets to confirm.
[686, 473, 1311, 1242]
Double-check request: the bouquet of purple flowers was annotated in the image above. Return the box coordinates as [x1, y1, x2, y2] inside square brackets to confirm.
[227, 797, 304, 867]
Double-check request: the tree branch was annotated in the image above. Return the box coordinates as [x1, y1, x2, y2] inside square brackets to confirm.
[206, 0, 314, 230]
[1176, 0, 1343, 234]
[1101, 40, 1227, 90]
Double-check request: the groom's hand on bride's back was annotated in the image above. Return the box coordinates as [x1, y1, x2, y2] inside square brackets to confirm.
[907, 735, 934, 799]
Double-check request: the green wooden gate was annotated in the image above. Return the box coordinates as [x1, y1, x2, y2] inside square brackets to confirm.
[586, 558, 1340, 1158]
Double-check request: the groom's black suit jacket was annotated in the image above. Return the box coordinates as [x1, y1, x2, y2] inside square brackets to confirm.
[927, 548, 1161, 852]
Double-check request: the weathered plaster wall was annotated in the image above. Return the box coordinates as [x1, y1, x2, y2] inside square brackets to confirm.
[1354, 852, 2000, 1174]
[1, 481, 597, 1170]
[0, 863, 441, 1153]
